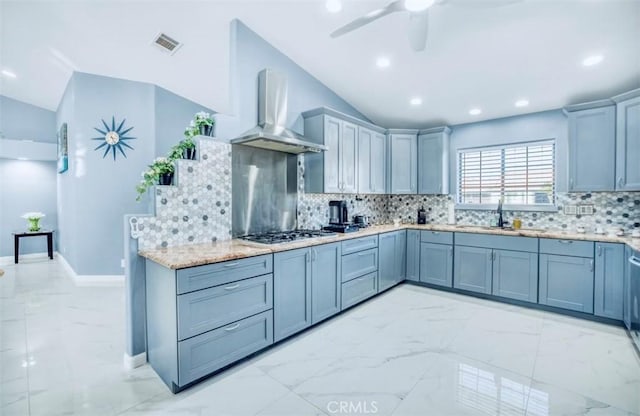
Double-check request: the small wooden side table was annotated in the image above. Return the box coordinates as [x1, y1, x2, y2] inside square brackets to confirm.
[13, 230, 54, 264]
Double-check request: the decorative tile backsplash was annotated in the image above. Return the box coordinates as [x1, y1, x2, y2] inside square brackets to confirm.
[130, 139, 232, 250]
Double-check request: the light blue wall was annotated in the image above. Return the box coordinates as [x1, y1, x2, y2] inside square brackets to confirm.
[0, 95, 57, 142]
[154, 86, 215, 156]
[216, 20, 368, 140]
[449, 109, 569, 194]
[0, 159, 58, 257]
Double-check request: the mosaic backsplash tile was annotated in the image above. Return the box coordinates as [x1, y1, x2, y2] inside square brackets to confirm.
[130, 139, 232, 250]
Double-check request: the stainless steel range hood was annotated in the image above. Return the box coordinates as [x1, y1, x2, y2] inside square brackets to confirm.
[231, 69, 327, 154]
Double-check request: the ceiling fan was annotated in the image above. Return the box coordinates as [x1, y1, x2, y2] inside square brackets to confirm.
[330, 0, 523, 52]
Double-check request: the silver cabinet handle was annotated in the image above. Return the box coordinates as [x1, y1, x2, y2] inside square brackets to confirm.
[432, 231, 440, 235]
[358, 252, 370, 257]
[224, 284, 240, 291]
[629, 256, 640, 267]
[597, 245, 603, 257]
[449, 247, 453, 257]
[224, 262, 240, 268]
[312, 248, 317, 261]
[558, 240, 573, 244]
[589, 260, 594, 272]
[224, 323, 240, 331]
[569, 178, 574, 189]
[618, 177, 624, 188]
[306, 252, 310, 263]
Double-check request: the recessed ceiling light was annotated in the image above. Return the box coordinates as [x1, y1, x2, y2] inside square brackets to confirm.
[410, 97, 423, 106]
[404, 0, 436, 12]
[582, 55, 603, 67]
[326, 0, 342, 13]
[17, 157, 29, 161]
[376, 57, 390, 68]
[1, 69, 17, 78]
[469, 108, 482, 116]
[515, 99, 529, 108]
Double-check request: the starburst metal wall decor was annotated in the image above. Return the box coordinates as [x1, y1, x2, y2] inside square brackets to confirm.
[92, 117, 136, 160]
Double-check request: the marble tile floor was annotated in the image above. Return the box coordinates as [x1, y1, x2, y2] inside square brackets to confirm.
[1, 257, 639, 416]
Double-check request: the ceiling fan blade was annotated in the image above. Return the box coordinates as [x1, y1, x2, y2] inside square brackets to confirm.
[330, 0, 405, 38]
[444, 0, 523, 8]
[408, 11, 429, 52]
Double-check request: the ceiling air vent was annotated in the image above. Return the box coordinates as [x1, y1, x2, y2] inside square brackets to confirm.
[152, 32, 182, 55]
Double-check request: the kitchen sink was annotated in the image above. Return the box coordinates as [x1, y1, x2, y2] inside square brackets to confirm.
[454, 225, 547, 233]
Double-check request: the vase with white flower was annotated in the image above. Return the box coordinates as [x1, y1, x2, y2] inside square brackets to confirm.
[193, 111, 215, 136]
[22, 212, 46, 232]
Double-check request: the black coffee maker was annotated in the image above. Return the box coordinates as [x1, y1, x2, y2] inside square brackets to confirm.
[324, 200, 358, 233]
[328, 200, 349, 224]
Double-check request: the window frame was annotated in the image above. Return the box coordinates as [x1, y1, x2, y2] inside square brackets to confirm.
[455, 139, 558, 212]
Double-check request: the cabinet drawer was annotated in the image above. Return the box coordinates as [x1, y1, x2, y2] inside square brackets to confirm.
[540, 238, 593, 258]
[341, 235, 378, 255]
[342, 248, 378, 282]
[177, 274, 273, 340]
[176, 255, 273, 294]
[455, 232, 538, 253]
[420, 230, 453, 245]
[177, 310, 273, 386]
[341, 272, 377, 309]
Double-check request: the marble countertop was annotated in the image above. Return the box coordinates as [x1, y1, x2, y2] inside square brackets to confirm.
[139, 223, 640, 269]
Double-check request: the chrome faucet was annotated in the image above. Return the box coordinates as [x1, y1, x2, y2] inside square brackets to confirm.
[497, 199, 505, 228]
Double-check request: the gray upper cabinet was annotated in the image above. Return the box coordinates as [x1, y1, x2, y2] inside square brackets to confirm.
[274, 247, 312, 342]
[492, 249, 538, 303]
[594, 243, 624, 320]
[378, 230, 406, 292]
[454, 245, 493, 294]
[388, 131, 418, 194]
[566, 102, 616, 192]
[417, 127, 450, 195]
[311, 242, 342, 324]
[406, 229, 420, 282]
[341, 121, 358, 193]
[614, 91, 640, 191]
[358, 127, 387, 194]
[539, 253, 594, 314]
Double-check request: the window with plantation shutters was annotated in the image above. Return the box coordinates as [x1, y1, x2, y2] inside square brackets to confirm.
[457, 140, 555, 207]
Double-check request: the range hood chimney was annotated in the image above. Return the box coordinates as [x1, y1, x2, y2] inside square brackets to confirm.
[231, 69, 327, 154]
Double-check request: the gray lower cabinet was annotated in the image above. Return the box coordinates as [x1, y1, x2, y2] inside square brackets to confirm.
[340, 236, 379, 309]
[420, 242, 453, 287]
[378, 230, 406, 292]
[406, 230, 420, 282]
[311, 242, 342, 324]
[539, 254, 594, 313]
[624, 245, 632, 329]
[594, 243, 624, 320]
[454, 246, 492, 294]
[492, 250, 538, 303]
[274, 242, 341, 341]
[342, 272, 378, 309]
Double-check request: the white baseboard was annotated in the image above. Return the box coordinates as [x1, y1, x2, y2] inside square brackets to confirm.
[123, 352, 147, 370]
[57, 253, 125, 287]
[0, 251, 51, 266]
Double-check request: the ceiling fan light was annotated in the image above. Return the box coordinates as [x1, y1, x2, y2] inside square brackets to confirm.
[325, 0, 342, 13]
[404, 0, 435, 12]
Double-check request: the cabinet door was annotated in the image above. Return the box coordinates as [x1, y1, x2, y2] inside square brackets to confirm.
[341, 121, 358, 193]
[395, 230, 406, 282]
[492, 250, 538, 303]
[389, 134, 417, 194]
[454, 246, 492, 294]
[420, 243, 453, 288]
[615, 96, 640, 190]
[323, 116, 342, 193]
[371, 132, 387, 193]
[378, 232, 398, 292]
[311, 242, 342, 324]
[274, 248, 312, 342]
[539, 254, 594, 313]
[406, 230, 421, 282]
[594, 243, 624, 320]
[568, 106, 616, 191]
[357, 127, 373, 194]
[624, 246, 632, 329]
[418, 132, 448, 194]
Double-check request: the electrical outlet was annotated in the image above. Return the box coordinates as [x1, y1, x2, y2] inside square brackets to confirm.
[578, 205, 594, 215]
[121, 259, 126, 268]
[564, 205, 577, 215]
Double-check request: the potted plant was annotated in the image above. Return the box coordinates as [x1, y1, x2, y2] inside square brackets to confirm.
[135, 157, 175, 201]
[194, 111, 215, 136]
[21, 212, 45, 232]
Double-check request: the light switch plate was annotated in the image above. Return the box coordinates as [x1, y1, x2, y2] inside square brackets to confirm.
[578, 205, 594, 215]
[564, 205, 577, 215]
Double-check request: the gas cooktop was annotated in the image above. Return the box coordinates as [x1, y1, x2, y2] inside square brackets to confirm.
[239, 230, 337, 245]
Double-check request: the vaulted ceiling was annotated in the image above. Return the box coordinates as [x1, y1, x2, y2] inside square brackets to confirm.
[1, 0, 639, 128]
